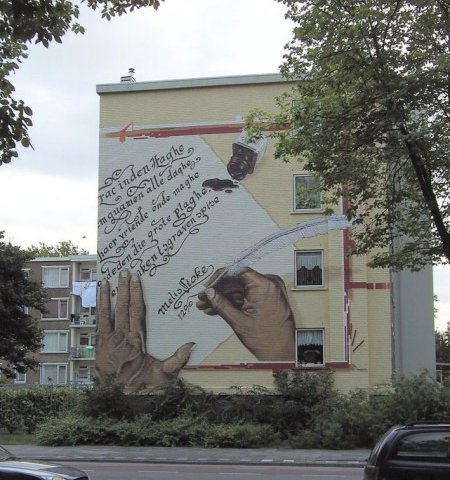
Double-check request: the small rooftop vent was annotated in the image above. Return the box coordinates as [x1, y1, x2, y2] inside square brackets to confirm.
[120, 68, 136, 83]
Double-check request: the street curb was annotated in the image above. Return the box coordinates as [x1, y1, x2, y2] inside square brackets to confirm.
[22, 455, 366, 468]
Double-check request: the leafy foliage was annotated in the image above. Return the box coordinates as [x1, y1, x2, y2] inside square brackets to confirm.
[436, 330, 450, 364]
[36, 413, 276, 447]
[6, 371, 450, 449]
[0, 386, 82, 433]
[0, 231, 47, 377]
[81, 374, 133, 420]
[0, 0, 164, 165]
[26, 240, 87, 258]
[248, 0, 450, 270]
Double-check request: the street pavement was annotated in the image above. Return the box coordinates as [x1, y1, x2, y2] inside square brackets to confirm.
[8, 445, 370, 467]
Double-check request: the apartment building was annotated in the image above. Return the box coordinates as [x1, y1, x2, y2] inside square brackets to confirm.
[96, 73, 435, 393]
[19, 255, 97, 387]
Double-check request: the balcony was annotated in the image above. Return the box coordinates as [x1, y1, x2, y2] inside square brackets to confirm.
[70, 314, 96, 326]
[69, 346, 95, 360]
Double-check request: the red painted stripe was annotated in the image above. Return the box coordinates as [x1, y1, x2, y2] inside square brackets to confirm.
[348, 282, 391, 290]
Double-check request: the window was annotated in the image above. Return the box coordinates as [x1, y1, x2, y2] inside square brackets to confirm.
[297, 329, 324, 366]
[42, 298, 68, 320]
[80, 267, 97, 281]
[14, 370, 26, 384]
[77, 366, 94, 382]
[293, 174, 322, 211]
[42, 266, 69, 287]
[41, 331, 68, 353]
[79, 332, 95, 346]
[395, 432, 450, 460]
[40, 364, 67, 385]
[295, 251, 323, 287]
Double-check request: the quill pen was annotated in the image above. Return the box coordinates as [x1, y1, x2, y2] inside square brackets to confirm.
[225, 215, 352, 276]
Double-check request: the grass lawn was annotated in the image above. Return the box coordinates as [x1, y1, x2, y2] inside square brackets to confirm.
[0, 433, 37, 445]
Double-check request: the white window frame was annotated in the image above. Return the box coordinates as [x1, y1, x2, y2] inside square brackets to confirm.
[293, 174, 322, 212]
[14, 370, 26, 384]
[42, 266, 69, 288]
[42, 298, 69, 320]
[294, 250, 324, 288]
[77, 365, 94, 382]
[80, 267, 97, 282]
[41, 331, 68, 353]
[40, 363, 68, 385]
[296, 328, 325, 367]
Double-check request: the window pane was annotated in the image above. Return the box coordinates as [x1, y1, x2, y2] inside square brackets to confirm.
[42, 365, 57, 384]
[396, 432, 450, 460]
[294, 175, 321, 210]
[60, 299, 68, 318]
[42, 333, 58, 352]
[58, 333, 67, 352]
[42, 268, 59, 287]
[60, 268, 69, 287]
[42, 300, 59, 319]
[57, 365, 67, 384]
[296, 252, 323, 286]
[297, 330, 324, 365]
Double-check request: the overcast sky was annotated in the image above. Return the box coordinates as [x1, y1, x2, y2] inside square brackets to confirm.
[0, 0, 448, 330]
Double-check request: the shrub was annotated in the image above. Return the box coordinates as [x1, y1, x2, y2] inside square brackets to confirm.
[0, 386, 82, 434]
[81, 374, 133, 420]
[35, 414, 277, 448]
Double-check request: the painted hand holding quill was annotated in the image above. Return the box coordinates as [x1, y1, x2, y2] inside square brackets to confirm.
[197, 216, 352, 361]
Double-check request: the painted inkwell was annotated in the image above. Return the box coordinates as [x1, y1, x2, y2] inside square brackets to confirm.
[227, 131, 268, 181]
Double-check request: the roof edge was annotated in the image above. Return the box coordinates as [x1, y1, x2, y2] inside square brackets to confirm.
[97, 73, 287, 94]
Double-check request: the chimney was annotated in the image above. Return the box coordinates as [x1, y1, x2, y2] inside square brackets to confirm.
[120, 68, 136, 84]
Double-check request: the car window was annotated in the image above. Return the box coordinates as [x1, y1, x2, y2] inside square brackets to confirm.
[394, 432, 450, 461]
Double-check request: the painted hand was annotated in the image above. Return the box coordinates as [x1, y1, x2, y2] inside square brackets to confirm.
[96, 270, 195, 392]
[197, 267, 295, 361]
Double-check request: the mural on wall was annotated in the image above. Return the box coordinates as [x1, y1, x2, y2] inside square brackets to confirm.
[96, 122, 350, 391]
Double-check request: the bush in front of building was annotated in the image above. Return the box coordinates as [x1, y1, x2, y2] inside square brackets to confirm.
[0, 386, 82, 434]
[80, 374, 133, 420]
[286, 371, 450, 449]
[36, 413, 277, 448]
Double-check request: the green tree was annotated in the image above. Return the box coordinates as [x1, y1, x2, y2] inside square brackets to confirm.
[0, 0, 163, 166]
[436, 330, 450, 364]
[0, 231, 47, 377]
[27, 240, 87, 258]
[248, 0, 449, 270]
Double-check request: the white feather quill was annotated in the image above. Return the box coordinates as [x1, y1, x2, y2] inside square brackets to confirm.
[225, 215, 352, 276]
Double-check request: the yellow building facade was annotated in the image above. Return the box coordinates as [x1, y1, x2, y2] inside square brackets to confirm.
[96, 74, 433, 393]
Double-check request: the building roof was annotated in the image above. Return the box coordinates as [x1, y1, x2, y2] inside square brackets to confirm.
[96, 73, 286, 95]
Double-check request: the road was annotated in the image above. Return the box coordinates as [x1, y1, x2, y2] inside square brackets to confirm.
[65, 461, 363, 480]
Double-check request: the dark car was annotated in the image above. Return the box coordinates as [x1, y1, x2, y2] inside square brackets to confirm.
[364, 423, 450, 480]
[0, 445, 88, 480]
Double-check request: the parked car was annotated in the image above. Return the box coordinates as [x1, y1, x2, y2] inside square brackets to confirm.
[364, 423, 450, 480]
[0, 445, 88, 480]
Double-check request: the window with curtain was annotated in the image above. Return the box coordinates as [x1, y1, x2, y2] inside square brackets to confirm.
[295, 251, 323, 287]
[293, 174, 322, 211]
[42, 266, 69, 287]
[40, 364, 67, 385]
[297, 329, 324, 365]
[42, 298, 68, 319]
[41, 331, 68, 353]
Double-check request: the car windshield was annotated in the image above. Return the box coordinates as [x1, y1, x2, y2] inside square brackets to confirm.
[0, 445, 15, 461]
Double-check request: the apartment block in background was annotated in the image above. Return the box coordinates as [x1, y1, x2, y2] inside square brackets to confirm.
[20, 255, 97, 387]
